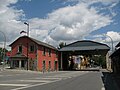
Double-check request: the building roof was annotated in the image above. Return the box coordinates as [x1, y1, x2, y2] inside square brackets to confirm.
[110, 48, 120, 58]
[59, 40, 110, 51]
[9, 36, 57, 50]
[29, 37, 57, 50]
[115, 42, 120, 48]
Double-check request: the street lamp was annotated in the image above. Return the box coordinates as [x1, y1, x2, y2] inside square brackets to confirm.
[103, 34, 114, 52]
[24, 22, 29, 70]
[103, 34, 113, 71]
[24, 22, 29, 37]
[0, 31, 6, 70]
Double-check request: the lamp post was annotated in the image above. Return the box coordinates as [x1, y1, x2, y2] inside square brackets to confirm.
[24, 22, 29, 70]
[0, 31, 6, 70]
[24, 22, 29, 37]
[103, 34, 114, 52]
[103, 34, 113, 71]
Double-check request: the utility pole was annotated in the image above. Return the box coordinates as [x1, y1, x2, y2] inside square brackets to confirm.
[24, 22, 29, 70]
[24, 22, 29, 37]
[103, 34, 114, 52]
[0, 31, 6, 70]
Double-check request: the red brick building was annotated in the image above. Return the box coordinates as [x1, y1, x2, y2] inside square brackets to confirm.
[9, 36, 58, 71]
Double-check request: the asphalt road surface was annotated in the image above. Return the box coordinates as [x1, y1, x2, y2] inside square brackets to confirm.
[0, 69, 117, 90]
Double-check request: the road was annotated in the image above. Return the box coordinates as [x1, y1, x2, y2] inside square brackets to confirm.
[0, 69, 117, 90]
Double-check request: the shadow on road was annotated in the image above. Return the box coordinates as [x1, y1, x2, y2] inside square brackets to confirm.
[76, 69, 100, 72]
[63, 68, 100, 72]
[101, 72, 120, 90]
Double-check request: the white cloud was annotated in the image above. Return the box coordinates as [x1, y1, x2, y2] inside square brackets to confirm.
[65, 0, 119, 4]
[92, 31, 120, 42]
[29, 2, 113, 46]
[0, 0, 25, 49]
[106, 31, 120, 42]
[0, 0, 119, 49]
[92, 31, 120, 49]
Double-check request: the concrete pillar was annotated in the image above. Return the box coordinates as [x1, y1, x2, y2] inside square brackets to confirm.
[36, 46, 38, 71]
[19, 60, 21, 69]
[61, 52, 63, 70]
[10, 60, 13, 68]
[25, 60, 27, 70]
[106, 52, 111, 71]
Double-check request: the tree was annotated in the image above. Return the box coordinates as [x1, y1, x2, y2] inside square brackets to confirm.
[0, 47, 8, 62]
[92, 55, 106, 68]
[58, 42, 66, 49]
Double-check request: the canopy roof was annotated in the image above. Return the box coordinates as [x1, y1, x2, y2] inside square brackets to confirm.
[59, 40, 110, 55]
[10, 53, 28, 60]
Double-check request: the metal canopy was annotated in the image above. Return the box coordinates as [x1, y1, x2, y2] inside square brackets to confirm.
[10, 53, 27, 60]
[59, 40, 110, 55]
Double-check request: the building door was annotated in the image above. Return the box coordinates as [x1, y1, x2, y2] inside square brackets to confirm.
[54, 61, 58, 71]
[42, 61, 45, 72]
[15, 60, 19, 68]
[21, 60, 24, 68]
[48, 61, 51, 71]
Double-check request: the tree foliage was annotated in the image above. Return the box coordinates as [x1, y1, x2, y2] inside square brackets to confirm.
[0, 47, 8, 62]
[58, 42, 66, 49]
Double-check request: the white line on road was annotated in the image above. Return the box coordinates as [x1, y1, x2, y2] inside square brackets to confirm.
[101, 87, 105, 90]
[35, 77, 62, 80]
[19, 80, 51, 83]
[0, 75, 14, 77]
[11, 79, 61, 90]
[0, 84, 29, 87]
[47, 76, 71, 78]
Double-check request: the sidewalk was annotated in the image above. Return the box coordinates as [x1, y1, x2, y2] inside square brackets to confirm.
[1, 67, 63, 74]
[101, 69, 120, 90]
[111, 73, 120, 90]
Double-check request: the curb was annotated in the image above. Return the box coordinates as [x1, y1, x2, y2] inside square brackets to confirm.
[111, 74, 120, 90]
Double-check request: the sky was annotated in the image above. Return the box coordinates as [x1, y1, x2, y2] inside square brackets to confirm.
[0, 0, 120, 50]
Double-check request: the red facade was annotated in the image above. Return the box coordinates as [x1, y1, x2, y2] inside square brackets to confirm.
[10, 36, 58, 71]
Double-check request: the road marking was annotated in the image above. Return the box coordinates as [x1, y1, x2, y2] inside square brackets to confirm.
[35, 77, 62, 80]
[8, 75, 13, 76]
[0, 84, 29, 87]
[47, 76, 71, 78]
[1, 71, 89, 90]
[47, 72, 88, 78]
[19, 80, 51, 83]
[11, 79, 61, 90]
[101, 87, 105, 90]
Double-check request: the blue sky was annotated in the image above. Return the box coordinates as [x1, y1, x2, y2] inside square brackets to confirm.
[14, 0, 83, 19]
[0, 0, 120, 49]
[14, 0, 61, 19]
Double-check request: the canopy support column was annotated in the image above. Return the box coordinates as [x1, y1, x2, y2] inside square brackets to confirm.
[61, 52, 63, 70]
